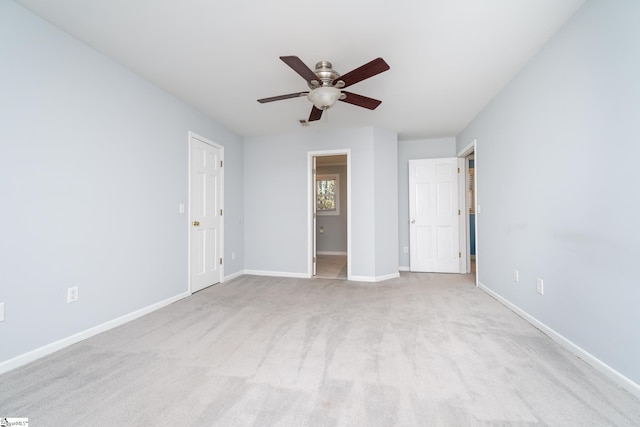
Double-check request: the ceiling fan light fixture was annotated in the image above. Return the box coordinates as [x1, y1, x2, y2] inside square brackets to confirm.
[307, 86, 341, 110]
[259, 56, 389, 120]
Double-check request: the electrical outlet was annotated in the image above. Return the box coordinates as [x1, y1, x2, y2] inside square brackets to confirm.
[0, 302, 4, 321]
[67, 286, 78, 303]
[513, 269, 519, 283]
[536, 278, 544, 295]
[403, 246, 409, 254]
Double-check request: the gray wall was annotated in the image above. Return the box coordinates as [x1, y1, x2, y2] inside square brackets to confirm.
[244, 127, 398, 279]
[457, 0, 640, 385]
[316, 165, 347, 254]
[0, 2, 244, 364]
[397, 138, 457, 269]
[373, 128, 399, 277]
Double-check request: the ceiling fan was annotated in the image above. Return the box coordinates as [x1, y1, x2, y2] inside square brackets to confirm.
[257, 56, 390, 122]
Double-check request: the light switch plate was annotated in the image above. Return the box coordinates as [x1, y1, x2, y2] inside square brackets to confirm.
[67, 287, 78, 303]
[0, 302, 5, 321]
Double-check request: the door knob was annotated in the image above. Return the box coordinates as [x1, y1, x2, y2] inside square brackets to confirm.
[411, 219, 415, 224]
[193, 221, 200, 226]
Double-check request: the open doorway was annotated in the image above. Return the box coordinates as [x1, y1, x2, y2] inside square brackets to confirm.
[308, 151, 350, 280]
[467, 153, 476, 275]
[458, 139, 478, 285]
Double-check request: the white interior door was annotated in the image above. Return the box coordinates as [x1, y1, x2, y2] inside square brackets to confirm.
[409, 158, 460, 273]
[189, 134, 222, 292]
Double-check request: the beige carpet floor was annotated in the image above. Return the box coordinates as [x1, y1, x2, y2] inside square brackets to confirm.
[315, 255, 347, 280]
[1, 272, 640, 426]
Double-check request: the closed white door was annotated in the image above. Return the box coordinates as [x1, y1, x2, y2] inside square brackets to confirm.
[409, 158, 460, 273]
[189, 134, 222, 292]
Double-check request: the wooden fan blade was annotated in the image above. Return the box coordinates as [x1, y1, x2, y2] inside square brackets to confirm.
[339, 91, 382, 110]
[335, 58, 390, 88]
[257, 92, 308, 103]
[308, 106, 323, 121]
[280, 56, 318, 84]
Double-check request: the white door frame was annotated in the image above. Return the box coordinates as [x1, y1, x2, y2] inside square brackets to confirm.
[457, 138, 477, 285]
[312, 156, 317, 276]
[307, 149, 351, 280]
[188, 131, 224, 293]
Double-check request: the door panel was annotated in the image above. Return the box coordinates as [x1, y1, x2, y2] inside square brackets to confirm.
[409, 158, 460, 273]
[415, 183, 429, 217]
[416, 226, 432, 260]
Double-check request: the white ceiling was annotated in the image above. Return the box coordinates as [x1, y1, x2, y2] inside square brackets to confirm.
[16, 0, 585, 140]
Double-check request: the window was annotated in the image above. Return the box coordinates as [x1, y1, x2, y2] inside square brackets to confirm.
[316, 174, 339, 215]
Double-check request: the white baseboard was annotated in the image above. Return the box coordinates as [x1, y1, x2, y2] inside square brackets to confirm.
[242, 270, 401, 283]
[223, 269, 244, 282]
[317, 251, 348, 256]
[244, 270, 310, 279]
[478, 282, 640, 399]
[399, 266, 410, 272]
[0, 291, 191, 375]
[349, 272, 400, 282]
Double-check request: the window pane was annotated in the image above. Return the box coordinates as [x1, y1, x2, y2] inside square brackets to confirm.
[317, 178, 336, 211]
[316, 174, 339, 215]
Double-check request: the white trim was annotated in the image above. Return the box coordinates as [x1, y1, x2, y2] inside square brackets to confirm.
[317, 251, 348, 256]
[223, 270, 244, 282]
[457, 157, 466, 274]
[349, 273, 400, 282]
[457, 139, 476, 158]
[188, 131, 225, 294]
[308, 149, 352, 280]
[0, 292, 190, 375]
[398, 266, 410, 272]
[244, 270, 309, 279]
[478, 282, 640, 399]
[225, 269, 401, 282]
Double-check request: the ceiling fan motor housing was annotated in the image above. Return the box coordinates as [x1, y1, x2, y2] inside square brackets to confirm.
[311, 61, 341, 88]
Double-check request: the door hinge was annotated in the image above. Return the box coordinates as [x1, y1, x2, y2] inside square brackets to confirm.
[220, 160, 223, 167]
[458, 209, 461, 215]
[220, 209, 223, 216]
[458, 167, 460, 173]
[313, 257, 316, 262]
[459, 252, 462, 258]
[220, 258, 223, 265]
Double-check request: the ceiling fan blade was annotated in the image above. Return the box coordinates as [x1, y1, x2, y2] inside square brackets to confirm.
[308, 106, 323, 121]
[339, 91, 382, 110]
[280, 56, 318, 84]
[257, 92, 308, 103]
[335, 58, 390, 88]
